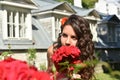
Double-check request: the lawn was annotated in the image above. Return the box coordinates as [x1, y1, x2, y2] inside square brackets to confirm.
[93, 61, 120, 80]
[94, 71, 120, 80]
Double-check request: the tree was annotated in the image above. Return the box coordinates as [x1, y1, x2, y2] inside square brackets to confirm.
[82, 0, 98, 9]
[54, 0, 98, 9]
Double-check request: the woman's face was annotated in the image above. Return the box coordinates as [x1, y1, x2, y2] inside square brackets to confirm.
[61, 25, 78, 46]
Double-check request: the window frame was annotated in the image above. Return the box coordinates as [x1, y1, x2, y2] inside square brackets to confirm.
[2, 7, 32, 41]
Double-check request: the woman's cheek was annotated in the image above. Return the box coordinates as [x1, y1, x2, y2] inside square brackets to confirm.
[61, 38, 65, 46]
[71, 40, 77, 46]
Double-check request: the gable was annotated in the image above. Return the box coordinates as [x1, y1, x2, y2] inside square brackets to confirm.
[88, 10, 101, 19]
[0, 0, 37, 9]
[55, 2, 76, 13]
[32, 2, 76, 15]
[5, 0, 35, 5]
[109, 15, 120, 23]
[102, 15, 120, 23]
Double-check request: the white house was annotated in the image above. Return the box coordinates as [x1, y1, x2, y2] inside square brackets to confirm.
[0, 0, 52, 69]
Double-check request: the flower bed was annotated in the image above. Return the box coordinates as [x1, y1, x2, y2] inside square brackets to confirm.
[0, 57, 51, 80]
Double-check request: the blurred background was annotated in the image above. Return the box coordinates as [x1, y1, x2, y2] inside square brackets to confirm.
[0, 0, 120, 79]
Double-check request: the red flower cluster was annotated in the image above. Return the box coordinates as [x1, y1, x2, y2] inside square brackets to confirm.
[52, 46, 82, 72]
[0, 57, 51, 80]
[60, 17, 68, 25]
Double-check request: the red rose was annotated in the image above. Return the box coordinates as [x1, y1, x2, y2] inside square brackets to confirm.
[52, 46, 81, 72]
[0, 57, 51, 80]
[35, 71, 51, 80]
[72, 60, 82, 64]
[52, 46, 81, 63]
[0, 64, 5, 79]
[68, 66, 74, 71]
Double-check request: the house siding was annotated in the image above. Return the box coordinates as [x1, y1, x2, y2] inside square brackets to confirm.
[0, 11, 2, 33]
[1, 50, 48, 69]
[39, 17, 53, 40]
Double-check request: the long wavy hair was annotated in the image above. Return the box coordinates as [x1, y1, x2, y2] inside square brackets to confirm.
[54, 14, 96, 80]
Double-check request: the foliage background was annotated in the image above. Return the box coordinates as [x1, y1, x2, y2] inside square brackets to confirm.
[54, 0, 98, 9]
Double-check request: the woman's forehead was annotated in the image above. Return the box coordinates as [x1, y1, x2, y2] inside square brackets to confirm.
[62, 25, 77, 36]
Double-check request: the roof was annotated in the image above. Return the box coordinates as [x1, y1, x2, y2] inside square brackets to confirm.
[32, 0, 57, 7]
[72, 6, 93, 16]
[72, 6, 101, 20]
[0, 0, 38, 9]
[32, 1, 76, 14]
[33, 2, 65, 12]
[32, 17, 52, 49]
[102, 15, 120, 23]
[3, 0, 35, 5]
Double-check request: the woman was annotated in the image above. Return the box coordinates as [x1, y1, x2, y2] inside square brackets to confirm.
[47, 14, 96, 80]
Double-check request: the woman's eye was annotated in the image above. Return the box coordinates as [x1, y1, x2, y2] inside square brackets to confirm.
[61, 33, 67, 37]
[71, 36, 77, 40]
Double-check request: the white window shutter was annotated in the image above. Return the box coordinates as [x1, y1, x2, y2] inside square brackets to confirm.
[25, 13, 32, 40]
[2, 10, 7, 39]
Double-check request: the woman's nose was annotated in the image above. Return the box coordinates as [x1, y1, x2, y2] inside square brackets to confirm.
[65, 38, 70, 46]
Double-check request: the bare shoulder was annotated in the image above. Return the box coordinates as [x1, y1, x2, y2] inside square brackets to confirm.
[47, 42, 58, 54]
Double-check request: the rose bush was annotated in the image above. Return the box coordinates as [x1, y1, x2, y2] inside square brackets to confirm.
[52, 46, 85, 79]
[0, 57, 51, 80]
[52, 46, 82, 71]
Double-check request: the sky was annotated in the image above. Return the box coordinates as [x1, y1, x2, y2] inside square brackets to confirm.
[106, 0, 120, 2]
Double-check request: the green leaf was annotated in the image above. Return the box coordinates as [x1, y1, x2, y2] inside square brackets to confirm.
[27, 48, 36, 65]
[52, 65, 56, 73]
[59, 66, 68, 72]
[1, 52, 9, 56]
[84, 59, 99, 66]
[58, 61, 69, 72]
[73, 64, 84, 73]
[58, 61, 69, 66]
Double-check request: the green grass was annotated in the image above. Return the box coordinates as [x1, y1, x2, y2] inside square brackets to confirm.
[94, 72, 120, 80]
[93, 61, 120, 80]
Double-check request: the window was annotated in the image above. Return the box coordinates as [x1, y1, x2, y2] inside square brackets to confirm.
[97, 25, 107, 35]
[7, 11, 27, 39]
[7, 11, 16, 37]
[117, 8, 120, 15]
[19, 13, 27, 38]
[108, 27, 116, 42]
[115, 27, 120, 41]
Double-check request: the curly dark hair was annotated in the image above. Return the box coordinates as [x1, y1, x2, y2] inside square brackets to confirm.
[54, 14, 96, 80]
